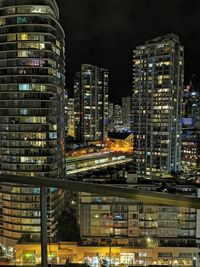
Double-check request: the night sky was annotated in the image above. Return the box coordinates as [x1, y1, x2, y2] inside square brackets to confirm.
[57, 0, 200, 104]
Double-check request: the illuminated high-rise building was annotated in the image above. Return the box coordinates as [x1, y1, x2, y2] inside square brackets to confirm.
[113, 104, 123, 131]
[185, 89, 200, 129]
[182, 85, 200, 171]
[66, 98, 75, 138]
[0, 0, 65, 243]
[74, 72, 82, 142]
[108, 102, 114, 131]
[74, 64, 109, 143]
[132, 34, 184, 177]
[122, 97, 131, 130]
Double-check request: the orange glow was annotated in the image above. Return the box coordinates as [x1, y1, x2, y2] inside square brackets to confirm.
[106, 134, 134, 153]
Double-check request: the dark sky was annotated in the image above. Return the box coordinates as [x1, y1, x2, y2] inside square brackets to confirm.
[57, 0, 200, 104]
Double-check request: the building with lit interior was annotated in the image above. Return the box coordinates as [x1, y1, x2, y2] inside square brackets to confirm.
[0, 0, 65, 244]
[122, 97, 131, 130]
[78, 185, 200, 251]
[184, 89, 200, 129]
[74, 72, 82, 142]
[74, 64, 109, 143]
[15, 241, 200, 266]
[108, 102, 114, 131]
[182, 87, 200, 171]
[66, 98, 75, 138]
[113, 104, 123, 131]
[132, 34, 184, 177]
[65, 152, 132, 176]
[182, 120, 200, 171]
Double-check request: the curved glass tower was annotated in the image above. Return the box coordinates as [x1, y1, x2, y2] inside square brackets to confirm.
[0, 0, 65, 243]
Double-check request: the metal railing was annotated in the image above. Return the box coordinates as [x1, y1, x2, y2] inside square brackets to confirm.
[1, 174, 200, 267]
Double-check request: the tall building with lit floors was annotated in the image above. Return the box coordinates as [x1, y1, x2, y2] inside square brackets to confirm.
[78, 183, 200, 250]
[74, 64, 109, 143]
[122, 97, 131, 130]
[132, 34, 184, 177]
[182, 89, 200, 171]
[0, 0, 65, 244]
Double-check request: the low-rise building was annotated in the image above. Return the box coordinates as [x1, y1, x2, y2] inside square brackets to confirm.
[15, 242, 200, 266]
[78, 184, 200, 249]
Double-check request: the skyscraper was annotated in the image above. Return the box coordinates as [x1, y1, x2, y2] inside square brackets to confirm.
[66, 98, 75, 138]
[0, 0, 65, 243]
[74, 72, 82, 142]
[113, 104, 123, 131]
[108, 102, 114, 131]
[184, 89, 200, 129]
[132, 34, 184, 177]
[182, 85, 200, 171]
[122, 97, 131, 130]
[74, 64, 109, 143]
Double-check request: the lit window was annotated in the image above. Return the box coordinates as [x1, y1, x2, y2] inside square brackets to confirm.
[31, 6, 48, 14]
[19, 84, 29, 91]
[52, 44, 60, 55]
[18, 33, 28, 40]
[20, 109, 28, 115]
[18, 42, 45, 50]
[49, 132, 57, 139]
[18, 50, 28, 57]
[7, 34, 16, 41]
[0, 18, 6, 26]
[56, 40, 61, 48]
[17, 16, 28, 24]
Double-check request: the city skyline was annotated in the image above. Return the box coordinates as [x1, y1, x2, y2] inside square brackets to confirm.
[0, 0, 200, 266]
[58, 0, 200, 103]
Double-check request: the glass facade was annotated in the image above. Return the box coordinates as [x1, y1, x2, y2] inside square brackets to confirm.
[182, 90, 200, 171]
[0, 0, 65, 242]
[132, 34, 184, 177]
[122, 97, 131, 130]
[74, 64, 109, 143]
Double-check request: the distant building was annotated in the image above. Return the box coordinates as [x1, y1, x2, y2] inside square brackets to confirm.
[113, 104, 123, 131]
[74, 72, 82, 142]
[132, 34, 184, 177]
[108, 102, 114, 131]
[182, 87, 200, 171]
[106, 132, 133, 152]
[74, 64, 109, 143]
[66, 98, 75, 138]
[64, 92, 68, 134]
[122, 97, 131, 130]
[182, 128, 200, 171]
[184, 89, 200, 129]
